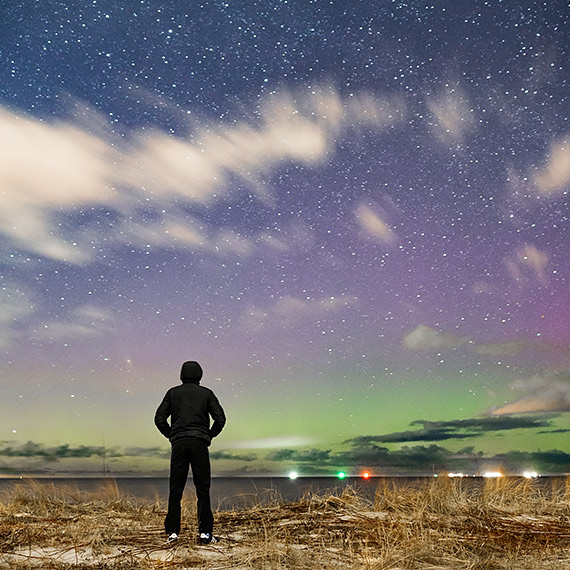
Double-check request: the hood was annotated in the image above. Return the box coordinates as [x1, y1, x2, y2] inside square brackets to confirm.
[180, 361, 203, 383]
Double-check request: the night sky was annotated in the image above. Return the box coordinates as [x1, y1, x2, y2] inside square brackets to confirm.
[1, 0, 569, 476]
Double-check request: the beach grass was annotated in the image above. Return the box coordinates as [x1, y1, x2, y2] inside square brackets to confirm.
[1, 476, 569, 569]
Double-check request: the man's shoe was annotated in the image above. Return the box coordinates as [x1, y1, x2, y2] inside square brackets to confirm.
[166, 532, 179, 544]
[198, 532, 219, 544]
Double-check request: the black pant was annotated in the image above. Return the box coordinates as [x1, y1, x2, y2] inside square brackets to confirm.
[164, 437, 214, 535]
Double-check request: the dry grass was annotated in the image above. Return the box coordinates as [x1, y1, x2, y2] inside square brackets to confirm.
[1, 476, 569, 569]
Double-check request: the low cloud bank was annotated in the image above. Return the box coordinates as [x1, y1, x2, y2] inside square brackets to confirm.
[2, 437, 568, 475]
[264, 444, 570, 475]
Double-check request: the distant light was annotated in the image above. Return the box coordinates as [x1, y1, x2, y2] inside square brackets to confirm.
[362, 471, 370, 479]
[288, 471, 299, 480]
[523, 471, 539, 479]
[447, 472, 466, 478]
[337, 471, 347, 479]
[483, 471, 503, 478]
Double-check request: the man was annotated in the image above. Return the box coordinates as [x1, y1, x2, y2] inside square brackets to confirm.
[155, 360, 226, 545]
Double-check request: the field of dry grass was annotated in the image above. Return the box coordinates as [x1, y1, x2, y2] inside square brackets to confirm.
[1, 476, 569, 569]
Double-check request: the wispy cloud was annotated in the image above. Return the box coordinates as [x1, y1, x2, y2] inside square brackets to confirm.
[534, 136, 570, 195]
[355, 203, 398, 244]
[474, 339, 533, 356]
[0, 87, 406, 264]
[0, 109, 116, 263]
[506, 244, 549, 286]
[31, 305, 115, 342]
[426, 86, 476, 143]
[0, 283, 35, 347]
[490, 372, 570, 415]
[241, 294, 358, 332]
[474, 338, 569, 363]
[402, 324, 567, 366]
[402, 324, 469, 351]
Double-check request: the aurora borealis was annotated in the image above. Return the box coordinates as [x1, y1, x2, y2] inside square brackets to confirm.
[1, 0, 569, 476]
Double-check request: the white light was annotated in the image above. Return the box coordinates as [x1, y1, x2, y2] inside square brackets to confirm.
[522, 471, 538, 479]
[483, 471, 503, 478]
[288, 471, 299, 480]
[447, 472, 465, 478]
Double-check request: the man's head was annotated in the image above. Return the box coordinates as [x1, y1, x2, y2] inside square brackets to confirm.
[180, 361, 203, 383]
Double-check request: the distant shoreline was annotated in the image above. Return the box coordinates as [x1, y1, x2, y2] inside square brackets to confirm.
[1, 472, 568, 479]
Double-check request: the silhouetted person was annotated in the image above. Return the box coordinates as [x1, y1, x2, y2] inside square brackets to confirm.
[155, 361, 226, 544]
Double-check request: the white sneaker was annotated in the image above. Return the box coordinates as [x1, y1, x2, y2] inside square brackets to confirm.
[198, 532, 219, 544]
[167, 532, 179, 544]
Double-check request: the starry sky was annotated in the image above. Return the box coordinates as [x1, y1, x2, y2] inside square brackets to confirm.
[1, 0, 570, 476]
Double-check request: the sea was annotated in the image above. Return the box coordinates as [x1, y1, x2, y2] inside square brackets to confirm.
[0, 476, 377, 510]
[0, 475, 565, 511]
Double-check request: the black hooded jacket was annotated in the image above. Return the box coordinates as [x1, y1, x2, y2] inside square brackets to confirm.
[154, 361, 226, 444]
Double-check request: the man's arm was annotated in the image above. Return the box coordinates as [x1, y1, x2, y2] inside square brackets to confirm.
[154, 392, 172, 439]
[208, 394, 226, 439]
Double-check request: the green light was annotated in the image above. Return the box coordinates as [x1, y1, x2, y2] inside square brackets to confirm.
[337, 471, 347, 479]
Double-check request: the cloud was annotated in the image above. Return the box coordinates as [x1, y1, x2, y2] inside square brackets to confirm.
[474, 338, 569, 361]
[346, 417, 551, 445]
[31, 304, 115, 342]
[113, 210, 260, 258]
[0, 442, 113, 462]
[493, 449, 570, 473]
[122, 447, 170, 459]
[336, 443, 570, 474]
[350, 429, 478, 444]
[0, 87, 406, 263]
[355, 203, 397, 244]
[0, 108, 117, 263]
[241, 294, 358, 332]
[121, 105, 329, 207]
[490, 372, 570, 415]
[402, 324, 566, 365]
[228, 435, 318, 449]
[337, 443, 453, 471]
[266, 448, 332, 464]
[427, 87, 476, 143]
[210, 450, 257, 462]
[474, 339, 532, 356]
[402, 324, 469, 351]
[0, 283, 35, 347]
[4, 439, 569, 475]
[534, 136, 570, 195]
[0, 442, 252, 463]
[506, 244, 549, 286]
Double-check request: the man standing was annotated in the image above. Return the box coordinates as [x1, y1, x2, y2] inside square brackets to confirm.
[155, 361, 226, 544]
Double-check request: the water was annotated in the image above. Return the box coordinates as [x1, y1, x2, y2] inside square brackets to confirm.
[0, 476, 382, 510]
[0, 476, 564, 511]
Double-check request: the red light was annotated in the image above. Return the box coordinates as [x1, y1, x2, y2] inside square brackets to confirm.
[362, 471, 370, 479]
